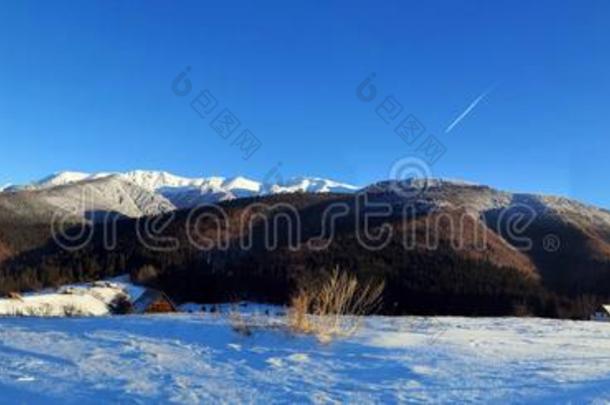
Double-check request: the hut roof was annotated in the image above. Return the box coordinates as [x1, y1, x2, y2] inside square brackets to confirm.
[132, 289, 177, 313]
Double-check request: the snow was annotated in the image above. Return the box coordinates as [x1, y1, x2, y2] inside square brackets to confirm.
[266, 176, 360, 194]
[0, 294, 110, 317]
[221, 176, 263, 193]
[33, 171, 113, 189]
[120, 170, 209, 192]
[0, 277, 145, 317]
[12, 170, 358, 195]
[1, 170, 361, 215]
[0, 314, 608, 402]
[40, 175, 176, 219]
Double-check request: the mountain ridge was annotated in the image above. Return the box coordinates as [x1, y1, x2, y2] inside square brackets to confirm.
[2, 172, 610, 317]
[1, 170, 361, 218]
[5, 170, 359, 193]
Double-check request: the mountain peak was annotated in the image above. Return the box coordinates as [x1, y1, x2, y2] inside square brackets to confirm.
[365, 177, 482, 193]
[221, 176, 261, 193]
[4, 170, 360, 209]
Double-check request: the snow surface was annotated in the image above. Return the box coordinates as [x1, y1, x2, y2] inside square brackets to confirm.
[32, 171, 113, 189]
[0, 314, 609, 403]
[0, 277, 145, 317]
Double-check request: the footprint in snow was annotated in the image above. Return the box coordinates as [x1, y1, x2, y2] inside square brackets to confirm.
[227, 343, 241, 351]
[266, 357, 284, 367]
[266, 353, 309, 368]
[287, 353, 310, 363]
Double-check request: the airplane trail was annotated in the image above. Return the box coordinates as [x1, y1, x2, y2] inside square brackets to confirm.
[445, 85, 495, 134]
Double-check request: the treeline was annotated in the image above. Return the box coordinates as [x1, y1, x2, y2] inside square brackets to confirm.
[0, 224, 603, 319]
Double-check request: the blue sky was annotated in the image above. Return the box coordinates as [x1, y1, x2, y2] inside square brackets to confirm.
[1, 0, 609, 206]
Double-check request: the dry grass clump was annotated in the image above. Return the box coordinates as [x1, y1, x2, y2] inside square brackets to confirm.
[228, 309, 253, 337]
[226, 303, 284, 336]
[288, 269, 384, 343]
[6, 292, 23, 301]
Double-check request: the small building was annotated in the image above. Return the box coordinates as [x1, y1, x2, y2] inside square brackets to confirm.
[132, 289, 177, 314]
[590, 305, 610, 322]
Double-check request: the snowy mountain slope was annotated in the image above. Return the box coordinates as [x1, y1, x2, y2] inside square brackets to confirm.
[7, 171, 114, 191]
[156, 175, 361, 208]
[0, 176, 175, 222]
[8, 171, 610, 224]
[264, 176, 359, 194]
[0, 313, 608, 402]
[9, 170, 357, 193]
[365, 179, 610, 230]
[39, 176, 175, 220]
[3, 170, 360, 211]
[0, 191, 64, 222]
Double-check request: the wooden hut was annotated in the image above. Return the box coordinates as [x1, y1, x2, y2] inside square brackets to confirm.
[132, 289, 177, 313]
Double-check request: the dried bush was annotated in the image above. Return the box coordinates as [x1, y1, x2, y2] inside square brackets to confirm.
[288, 268, 384, 343]
[6, 291, 23, 301]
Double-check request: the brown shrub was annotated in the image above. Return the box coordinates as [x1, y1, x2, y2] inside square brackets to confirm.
[288, 268, 384, 343]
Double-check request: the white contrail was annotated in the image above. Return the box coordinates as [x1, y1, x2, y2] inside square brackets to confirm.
[445, 85, 495, 134]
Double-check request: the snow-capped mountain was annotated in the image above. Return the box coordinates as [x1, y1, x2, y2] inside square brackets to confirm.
[1, 170, 360, 217]
[24, 171, 114, 189]
[0, 176, 174, 222]
[7, 170, 610, 226]
[8, 170, 358, 194]
[364, 178, 610, 224]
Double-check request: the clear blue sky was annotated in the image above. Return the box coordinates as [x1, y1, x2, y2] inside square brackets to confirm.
[1, 0, 609, 206]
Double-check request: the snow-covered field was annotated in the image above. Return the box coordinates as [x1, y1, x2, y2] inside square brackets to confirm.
[0, 313, 609, 403]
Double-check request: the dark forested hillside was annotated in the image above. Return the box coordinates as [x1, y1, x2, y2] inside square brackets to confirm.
[1, 186, 609, 319]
